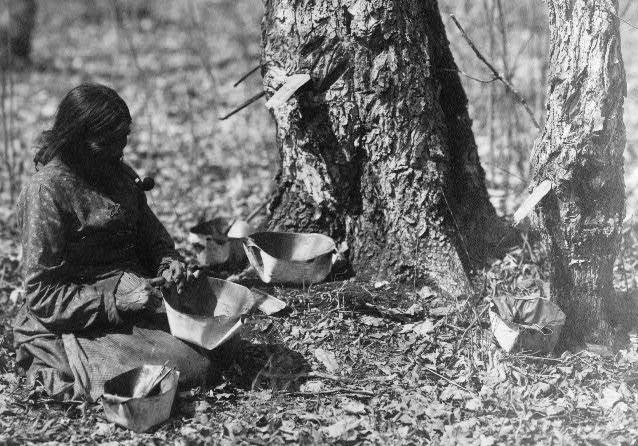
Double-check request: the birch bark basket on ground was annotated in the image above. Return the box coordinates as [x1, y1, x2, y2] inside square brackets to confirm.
[530, 0, 626, 345]
[261, 0, 511, 296]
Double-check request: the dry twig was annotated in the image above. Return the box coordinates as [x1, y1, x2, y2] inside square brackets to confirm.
[422, 365, 478, 397]
[186, 1, 220, 102]
[219, 91, 266, 120]
[111, 0, 155, 149]
[285, 388, 374, 398]
[260, 371, 389, 384]
[449, 14, 541, 130]
[234, 65, 261, 87]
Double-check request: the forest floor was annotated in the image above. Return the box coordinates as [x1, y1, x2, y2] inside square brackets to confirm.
[3, 1, 638, 445]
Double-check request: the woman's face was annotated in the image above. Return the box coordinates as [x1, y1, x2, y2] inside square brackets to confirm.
[100, 133, 128, 161]
[89, 127, 129, 165]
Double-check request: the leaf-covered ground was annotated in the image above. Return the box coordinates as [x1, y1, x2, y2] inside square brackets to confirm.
[3, 1, 638, 445]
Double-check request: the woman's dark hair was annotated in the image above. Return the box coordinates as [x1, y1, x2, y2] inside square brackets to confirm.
[34, 83, 132, 168]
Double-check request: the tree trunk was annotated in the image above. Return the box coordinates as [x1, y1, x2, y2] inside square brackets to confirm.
[1, 0, 37, 65]
[261, 0, 510, 295]
[530, 0, 625, 344]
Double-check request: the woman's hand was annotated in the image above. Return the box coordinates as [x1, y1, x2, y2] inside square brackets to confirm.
[115, 277, 164, 313]
[161, 259, 199, 294]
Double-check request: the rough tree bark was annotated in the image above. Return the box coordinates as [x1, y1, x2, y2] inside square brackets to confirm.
[530, 0, 625, 344]
[261, 0, 510, 295]
[0, 0, 37, 65]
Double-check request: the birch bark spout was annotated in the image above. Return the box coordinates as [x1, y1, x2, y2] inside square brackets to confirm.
[531, 0, 626, 344]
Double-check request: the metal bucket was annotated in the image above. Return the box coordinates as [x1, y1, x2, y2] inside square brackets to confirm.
[102, 365, 179, 433]
[163, 277, 286, 349]
[164, 277, 252, 350]
[188, 218, 254, 267]
[243, 232, 335, 284]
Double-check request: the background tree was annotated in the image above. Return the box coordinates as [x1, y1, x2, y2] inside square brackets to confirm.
[0, 0, 37, 65]
[261, 0, 512, 295]
[530, 0, 626, 345]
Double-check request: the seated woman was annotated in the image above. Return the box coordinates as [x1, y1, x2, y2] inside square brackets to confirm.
[13, 83, 215, 401]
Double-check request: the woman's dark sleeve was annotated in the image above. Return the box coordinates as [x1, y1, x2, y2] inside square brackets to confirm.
[19, 182, 122, 332]
[136, 192, 182, 277]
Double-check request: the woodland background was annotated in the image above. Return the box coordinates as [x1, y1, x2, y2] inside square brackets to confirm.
[1, 0, 638, 444]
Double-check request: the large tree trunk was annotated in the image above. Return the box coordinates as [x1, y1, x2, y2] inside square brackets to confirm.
[0, 0, 37, 65]
[530, 0, 625, 344]
[261, 0, 510, 295]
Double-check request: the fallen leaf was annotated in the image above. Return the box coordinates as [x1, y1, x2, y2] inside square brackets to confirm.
[464, 398, 481, 411]
[430, 306, 454, 317]
[406, 303, 424, 316]
[255, 389, 272, 401]
[599, 387, 623, 410]
[413, 320, 435, 336]
[314, 348, 340, 372]
[400, 323, 415, 334]
[417, 286, 436, 299]
[300, 380, 324, 392]
[585, 343, 614, 358]
[361, 315, 384, 327]
[439, 385, 473, 401]
[9, 288, 22, 305]
[195, 400, 211, 413]
[480, 435, 496, 446]
[324, 418, 360, 439]
[343, 400, 366, 415]
[181, 425, 199, 436]
[93, 422, 113, 437]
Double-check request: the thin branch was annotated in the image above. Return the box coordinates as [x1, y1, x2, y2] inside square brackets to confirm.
[7, 59, 16, 203]
[505, 354, 564, 363]
[246, 198, 270, 222]
[484, 0, 496, 183]
[621, 0, 633, 17]
[186, 1, 220, 104]
[422, 366, 478, 397]
[285, 388, 374, 398]
[219, 91, 266, 120]
[111, 0, 155, 150]
[1, 65, 9, 193]
[449, 14, 541, 130]
[260, 371, 390, 383]
[482, 161, 526, 182]
[438, 68, 497, 84]
[618, 15, 638, 30]
[234, 65, 261, 88]
[592, 2, 638, 32]
[1, 40, 13, 201]
[111, 0, 143, 74]
[495, 0, 510, 78]
[454, 304, 490, 353]
[511, 31, 536, 73]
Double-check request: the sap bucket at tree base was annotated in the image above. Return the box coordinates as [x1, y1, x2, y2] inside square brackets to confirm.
[489, 295, 566, 354]
[242, 232, 336, 285]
